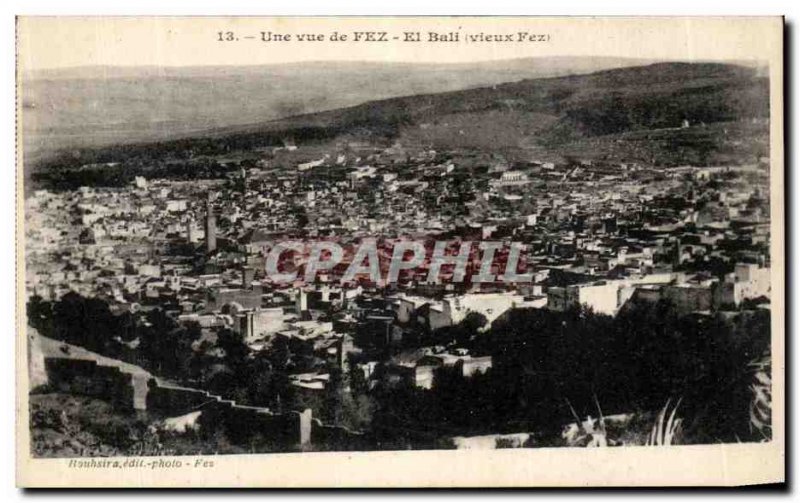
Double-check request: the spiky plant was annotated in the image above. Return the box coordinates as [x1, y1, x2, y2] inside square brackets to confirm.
[748, 350, 772, 441]
[647, 398, 683, 446]
[562, 397, 609, 448]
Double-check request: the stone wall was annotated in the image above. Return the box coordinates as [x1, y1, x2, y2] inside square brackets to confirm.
[310, 418, 369, 451]
[40, 355, 358, 451]
[44, 357, 139, 411]
[147, 380, 312, 448]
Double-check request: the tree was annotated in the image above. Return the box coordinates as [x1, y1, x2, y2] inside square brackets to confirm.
[138, 309, 201, 379]
[322, 367, 345, 424]
[49, 292, 121, 356]
[27, 295, 53, 337]
[243, 351, 275, 407]
[216, 329, 248, 366]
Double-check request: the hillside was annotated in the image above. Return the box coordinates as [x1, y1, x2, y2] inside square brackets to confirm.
[21, 56, 651, 162]
[27, 61, 770, 184]
[259, 62, 769, 165]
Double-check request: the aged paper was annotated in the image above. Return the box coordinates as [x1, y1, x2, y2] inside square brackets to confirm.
[16, 16, 784, 487]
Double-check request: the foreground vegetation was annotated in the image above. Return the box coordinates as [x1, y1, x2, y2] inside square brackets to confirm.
[29, 293, 771, 452]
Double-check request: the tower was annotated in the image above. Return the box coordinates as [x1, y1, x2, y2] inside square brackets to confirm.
[673, 236, 682, 266]
[205, 200, 217, 253]
[186, 219, 198, 243]
[239, 167, 248, 207]
[296, 288, 308, 314]
[242, 266, 255, 289]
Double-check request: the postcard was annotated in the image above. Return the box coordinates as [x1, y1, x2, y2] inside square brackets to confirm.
[16, 16, 784, 487]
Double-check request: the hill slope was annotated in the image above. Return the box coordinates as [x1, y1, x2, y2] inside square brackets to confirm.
[21, 56, 652, 161]
[27, 61, 770, 182]
[257, 62, 769, 165]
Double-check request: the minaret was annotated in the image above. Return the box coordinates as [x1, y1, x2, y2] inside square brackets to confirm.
[242, 266, 255, 289]
[240, 167, 248, 208]
[296, 288, 308, 314]
[186, 218, 198, 243]
[205, 198, 217, 253]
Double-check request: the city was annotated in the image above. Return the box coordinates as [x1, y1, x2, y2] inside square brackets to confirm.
[24, 61, 773, 456]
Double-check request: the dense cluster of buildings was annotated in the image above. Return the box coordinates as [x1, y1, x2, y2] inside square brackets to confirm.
[25, 141, 772, 405]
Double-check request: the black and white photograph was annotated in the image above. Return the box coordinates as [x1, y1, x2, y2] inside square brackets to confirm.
[14, 15, 785, 488]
